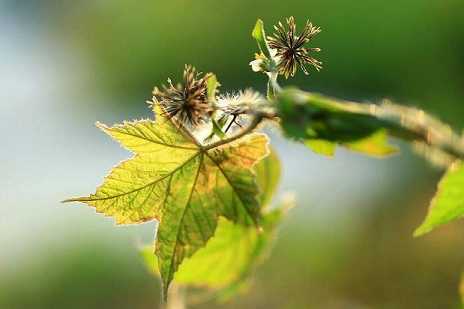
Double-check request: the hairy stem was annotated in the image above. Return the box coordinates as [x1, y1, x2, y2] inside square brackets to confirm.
[327, 95, 464, 159]
[277, 88, 464, 163]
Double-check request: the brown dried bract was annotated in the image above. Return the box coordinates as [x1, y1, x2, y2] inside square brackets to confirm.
[153, 65, 212, 127]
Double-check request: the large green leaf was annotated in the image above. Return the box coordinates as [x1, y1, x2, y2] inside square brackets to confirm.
[414, 161, 464, 236]
[64, 104, 269, 298]
[141, 197, 292, 300]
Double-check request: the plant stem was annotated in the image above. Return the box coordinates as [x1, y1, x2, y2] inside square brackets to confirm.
[325, 95, 464, 160]
[280, 89, 464, 163]
[266, 71, 280, 100]
[204, 111, 276, 150]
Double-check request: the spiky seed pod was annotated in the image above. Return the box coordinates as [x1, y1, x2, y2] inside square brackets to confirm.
[267, 16, 322, 79]
[152, 65, 212, 127]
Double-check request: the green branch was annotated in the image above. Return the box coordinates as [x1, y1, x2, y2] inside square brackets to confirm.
[275, 88, 464, 163]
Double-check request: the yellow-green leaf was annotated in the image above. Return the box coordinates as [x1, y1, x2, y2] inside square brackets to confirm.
[414, 160, 464, 236]
[304, 139, 336, 157]
[64, 104, 269, 298]
[303, 131, 397, 158]
[344, 129, 398, 157]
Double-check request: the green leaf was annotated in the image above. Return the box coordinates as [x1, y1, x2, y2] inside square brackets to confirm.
[64, 104, 269, 299]
[254, 147, 281, 206]
[251, 19, 267, 56]
[277, 88, 398, 158]
[305, 139, 336, 157]
[141, 196, 293, 300]
[414, 161, 464, 236]
[204, 74, 226, 141]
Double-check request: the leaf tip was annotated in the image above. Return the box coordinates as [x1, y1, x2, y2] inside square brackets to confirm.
[413, 224, 431, 237]
[61, 197, 78, 203]
[252, 19, 264, 38]
[61, 196, 89, 204]
[95, 121, 109, 131]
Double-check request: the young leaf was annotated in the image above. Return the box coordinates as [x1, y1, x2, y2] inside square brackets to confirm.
[64, 104, 269, 298]
[211, 119, 226, 139]
[251, 19, 270, 58]
[207, 73, 220, 103]
[414, 161, 464, 236]
[141, 196, 293, 300]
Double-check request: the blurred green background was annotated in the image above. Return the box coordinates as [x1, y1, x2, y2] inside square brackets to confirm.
[1, 0, 464, 308]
